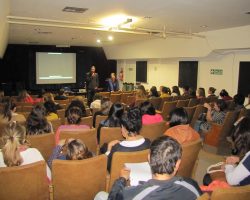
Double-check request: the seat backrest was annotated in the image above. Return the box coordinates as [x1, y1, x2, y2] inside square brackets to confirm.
[0, 161, 49, 200]
[54, 99, 69, 105]
[98, 92, 110, 99]
[188, 98, 200, 107]
[177, 139, 202, 178]
[140, 121, 167, 141]
[80, 116, 93, 128]
[50, 118, 62, 132]
[159, 96, 173, 111]
[60, 128, 97, 154]
[190, 105, 207, 128]
[121, 93, 133, 104]
[52, 155, 107, 200]
[57, 109, 66, 124]
[110, 94, 121, 103]
[27, 133, 55, 161]
[109, 149, 149, 191]
[95, 115, 108, 128]
[161, 101, 177, 120]
[207, 96, 218, 103]
[176, 99, 189, 108]
[183, 106, 197, 123]
[211, 185, 250, 200]
[126, 96, 136, 106]
[134, 99, 147, 107]
[148, 97, 162, 110]
[99, 127, 123, 147]
[22, 105, 34, 112]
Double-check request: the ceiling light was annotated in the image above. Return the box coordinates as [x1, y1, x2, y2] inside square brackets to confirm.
[100, 14, 137, 28]
[97, 39, 101, 43]
[62, 7, 88, 13]
[108, 36, 113, 41]
[200, 25, 208, 28]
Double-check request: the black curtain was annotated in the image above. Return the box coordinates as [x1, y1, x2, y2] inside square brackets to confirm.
[238, 62, 250, 96]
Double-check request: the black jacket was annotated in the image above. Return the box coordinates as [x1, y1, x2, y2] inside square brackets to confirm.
[86, 72, 99, 90]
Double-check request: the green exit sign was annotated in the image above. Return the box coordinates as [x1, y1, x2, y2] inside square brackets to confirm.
[210, 69, 223, 75]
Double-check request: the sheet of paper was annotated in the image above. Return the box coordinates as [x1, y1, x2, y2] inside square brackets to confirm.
[125, 162, 152, 186]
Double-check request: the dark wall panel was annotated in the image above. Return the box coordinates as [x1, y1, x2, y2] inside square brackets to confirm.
[136, 61, 147, 83]
[238, 62, 250, 96]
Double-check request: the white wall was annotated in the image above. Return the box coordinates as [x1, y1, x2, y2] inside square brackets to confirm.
[0, 0, 10, 58]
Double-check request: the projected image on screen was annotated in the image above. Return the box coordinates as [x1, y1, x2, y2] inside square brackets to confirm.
[36, 52, 76, 84]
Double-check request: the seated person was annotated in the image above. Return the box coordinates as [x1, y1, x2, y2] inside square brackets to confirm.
[90, 94, 102, 110]
[47, 138, 93, 169]
[229, 93, 245, 111]
[44, 100, 59, 121]
[26, 104, 53, 135]
[164, 108, 200, 144]
[104, 107, 150, 171]
[0, 122, 51, 180]
[43, 92, 62, 110]
[182, 86, 190, 96]
[54, 89, 68, 100]
[171, 86, 181, 96]
[188, 88, 197, 99]
[55, 107, 90, 144]
[219, 89, 233, 101]
[0, 100, 26, 124]
[194, 99, 227, 133]
[95, 136, 202, 200]
[97, 103, 124, 143]
[17, 89, 37, 103]
[148, 86, 159, 98]
[65, 99, 87, 118]
[140, 101, 163, 125]
[160, 86, 171, 98]
[197, 87, 206, 99]
[207, 87, 217, 98]
[107, 73, 119, 92]
[93, 97, 112, 128]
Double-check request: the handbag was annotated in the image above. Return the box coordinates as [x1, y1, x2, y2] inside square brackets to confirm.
[203, 162, 225, 186]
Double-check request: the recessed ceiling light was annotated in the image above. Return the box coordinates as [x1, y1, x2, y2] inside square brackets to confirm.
[62, 7, 88, 13]
[200, 25, 208, 28]
[108, 36, 113, 41]
[97, 39, 101, 43]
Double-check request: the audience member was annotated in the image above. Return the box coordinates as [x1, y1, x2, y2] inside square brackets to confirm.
[219, 89, 233, 101]
[182, 86, 190, 96]
[44, 100, 59, 121]
[160, 87, 171, 98]
[65, 99, 87, 118]
[47, 138, 93, 169]
[140, 101, 163, 125]
[17, 90, 36, 103]
[164, 108, 200, 144]
[54, 89, 68, 100]
[96, 136, 202, 200]
[90, 94, 102, 110]
[26, 104, 53, 135]
[171, 86, 181, 96]
[105, 107, 150, 171]
[43, 92, 62, 110]
[108, 73, 119, 92]
[197, 87, 206, 99]
[188, 88, 197, 99]
[148, 86, 159, 98]
[230, 93, 245, 111]
[207, 87, 217, 98]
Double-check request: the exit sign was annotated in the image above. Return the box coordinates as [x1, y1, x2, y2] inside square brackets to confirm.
[210, 69, 223, 75]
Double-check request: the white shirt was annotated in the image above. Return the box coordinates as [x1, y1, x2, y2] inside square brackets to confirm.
[90, 100, 101, 109]
[0, 148, 51, 181]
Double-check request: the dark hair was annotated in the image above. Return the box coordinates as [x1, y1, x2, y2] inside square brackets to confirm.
[150, 136, 182, 175]
[58, 89, 65, 96]
[172, 86, 180, 96]
[219, 89, 229, 97]
[44, 100, 57, 115]
[26, 104, 52, 135]
[198, 87, 206, 98]
[169, 108, 188, 127]
[67, 106, 82, 125]
[162, 87, 171, 95]
[66, 139, 93, 160]
[137, 85, 147, 96]
[209, 87, 216, 94]
[2, 100, 16, 121]
[183, 86, 189, 92]
[231, 117, 250, 157]
[188, 88, 196, 98]
[66, 100, 86, 117]
[17, 90, 29, 102]
[121, 107, 142, 135]
[150, 86, 159, 97]
[140, 101, 156, 115]
[233, 94, 245, 106]
[215, 99, 227, 111]
[104, 103, 124, 127]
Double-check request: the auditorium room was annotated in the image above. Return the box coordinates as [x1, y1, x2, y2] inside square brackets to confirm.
[0, 0, 250, 199]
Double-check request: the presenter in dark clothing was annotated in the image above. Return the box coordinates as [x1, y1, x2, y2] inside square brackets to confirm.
[86, 66, 99, 105]
[107, 73, 119, 92]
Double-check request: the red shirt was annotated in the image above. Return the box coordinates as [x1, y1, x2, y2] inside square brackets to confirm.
[142, 114, 163, 125]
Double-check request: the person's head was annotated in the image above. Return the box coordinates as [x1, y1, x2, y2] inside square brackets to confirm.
[58, 89, 65, 96]
[101, 98, 112, 115]
[66, 106, 82, 125]
[172, 86, 180, 96]
[137, 85, 147, 95]
[219, 89, 229, 97]
[3, 100, 17, 121]
[66, 100, 86, 117]
[232, 117, 250, 157]
[26, 104, 52, 135]
[1, 122, 28, 166]
[140, 101, 156, 116]
[18, 90, 29, 101]
[111, 73, 116, 80]
[214, 99, 227, 112]
[43, 92, 55, 102]
[149, 136, 182, 176]
[106, 103, 124, 126]
[66, 139, 93, 160]
[91, 66, 96, 73]
[169, 108, 188, 127]
[162, 87, 171, 95]
[121, 107, 142, 137]
[197, 87, 206, 98]
[150, 86, 159, 97]
[208, 87, 216, 95]
[136, 88, 147, 99]
[188, 88, 196, 98]
[233, 94, 245, 106]
[182, 86, 189, 93]
[44, 100, 57, 115]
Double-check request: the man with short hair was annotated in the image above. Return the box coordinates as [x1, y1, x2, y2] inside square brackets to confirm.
[95, 136, 202, 200]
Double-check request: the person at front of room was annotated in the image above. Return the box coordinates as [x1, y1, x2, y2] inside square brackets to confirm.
[107, 73, 119, 92]
[86, 66, 99, 106]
